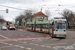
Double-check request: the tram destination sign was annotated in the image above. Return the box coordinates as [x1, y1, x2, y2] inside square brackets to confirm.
[56, 21, 66, 23]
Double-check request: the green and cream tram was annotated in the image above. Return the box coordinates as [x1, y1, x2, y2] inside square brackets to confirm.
[26, 17, 66, 38]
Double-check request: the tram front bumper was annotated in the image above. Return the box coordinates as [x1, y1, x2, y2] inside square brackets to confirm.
[55, 35, 66, 37]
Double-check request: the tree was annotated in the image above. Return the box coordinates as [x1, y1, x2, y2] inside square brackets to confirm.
[15, 10, 34, 26]
[62, 9, 75, 28]
[23, 10, 33, 21]
[15, 14, 24, 26]
[62, 9, 74, 22]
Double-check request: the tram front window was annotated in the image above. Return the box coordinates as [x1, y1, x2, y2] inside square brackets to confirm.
[56, 23, 66, 29]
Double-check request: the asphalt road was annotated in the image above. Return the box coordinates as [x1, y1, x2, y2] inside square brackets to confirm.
[0, 30, 75, 50]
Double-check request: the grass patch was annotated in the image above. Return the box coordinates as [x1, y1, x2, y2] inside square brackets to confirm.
[69, 29, 75, 31]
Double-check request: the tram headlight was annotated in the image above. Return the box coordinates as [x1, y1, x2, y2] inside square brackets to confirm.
[56, 30, 58, 31]
[64, 30, 65, 32]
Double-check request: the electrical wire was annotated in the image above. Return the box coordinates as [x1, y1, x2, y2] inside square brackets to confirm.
[54, 0, 61, 6]
[0, 4, 26, 10]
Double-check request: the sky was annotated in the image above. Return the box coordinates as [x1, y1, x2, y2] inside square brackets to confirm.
[0, 0, 75, 22]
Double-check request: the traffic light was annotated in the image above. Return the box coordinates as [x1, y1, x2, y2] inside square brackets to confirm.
[6, 9, 8, 13]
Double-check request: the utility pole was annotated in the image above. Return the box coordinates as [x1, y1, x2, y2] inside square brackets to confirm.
[22, 16, 25, 30]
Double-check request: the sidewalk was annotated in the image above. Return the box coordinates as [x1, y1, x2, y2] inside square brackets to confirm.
[17, 29, 27, 31]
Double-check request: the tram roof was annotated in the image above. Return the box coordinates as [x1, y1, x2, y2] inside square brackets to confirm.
[36, 19, 54, 24]
[27, 18, 66, 24]
[27, 19, 54, 24]
[27, 22, 35, 24]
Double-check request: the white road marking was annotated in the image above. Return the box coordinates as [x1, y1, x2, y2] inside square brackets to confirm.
[46, 46, 51, 48]
[0, 35, 9, 39]
[15, 45, 20, 47]
[4, 43, 8, 44]
[9, 44, 13, 45]
[30, 43, 34, 45]
[32, 40, 35, 41]
[19, 46, 25, 48]
[0, 37, 34, 49]
[40, 45, 45, 47]
[32, 49, 35, 50]
[23, 42, 27, 43]
[45, 43, 67, 45]
[53, 46, 58, 49]
[26, 48, 32, 50]
[0, 42, 4, 43]
[34, 44, 39, 46]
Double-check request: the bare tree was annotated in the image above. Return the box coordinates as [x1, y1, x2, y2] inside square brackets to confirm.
[62, 9, 75, 28]
[23, 10, 33, 21]
[15, 9, 34, 26]
[62, 9, 74, 23]
[15, 14, 24, 26]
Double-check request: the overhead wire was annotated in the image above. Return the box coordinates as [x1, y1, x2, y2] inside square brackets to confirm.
[0, 4, 26, 10]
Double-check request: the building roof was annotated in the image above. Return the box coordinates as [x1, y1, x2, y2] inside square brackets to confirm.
[32, 11, 47, 17]
[0, 19, 6, 22]
[25, 11, 47, 20]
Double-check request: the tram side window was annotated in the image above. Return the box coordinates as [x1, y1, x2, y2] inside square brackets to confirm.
[33, 25, 35, 27]
[43, 24, 48, 29]
[50, 24, 53, 29]
[36, 24, 40, 28]
[28, 24, 32, 27]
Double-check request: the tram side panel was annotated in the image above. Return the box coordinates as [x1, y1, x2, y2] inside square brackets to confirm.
[35, 24, 41, 32]
[42, 24, 49, 33]
[26, 24, 32, 31]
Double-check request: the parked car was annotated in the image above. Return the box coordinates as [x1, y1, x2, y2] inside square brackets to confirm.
[1, 26, 7, 30]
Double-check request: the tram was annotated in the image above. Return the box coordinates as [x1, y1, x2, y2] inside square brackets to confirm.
[26, 17, 66, 38]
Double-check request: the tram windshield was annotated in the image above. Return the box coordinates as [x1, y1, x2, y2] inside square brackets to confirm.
[55, 21, 66, 29]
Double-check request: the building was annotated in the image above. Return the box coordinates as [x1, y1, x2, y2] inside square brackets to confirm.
[15, 11, 48, 28]
[0, 19, 6, 26]
[26, 11, 48, 22]
[0, 19, 6, 29]
[25, 11, 48, 27]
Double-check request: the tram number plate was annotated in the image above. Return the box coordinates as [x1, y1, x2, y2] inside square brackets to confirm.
[59, 30, 63, 32]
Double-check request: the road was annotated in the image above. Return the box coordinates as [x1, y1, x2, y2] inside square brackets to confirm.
[0, 30, 75, 50]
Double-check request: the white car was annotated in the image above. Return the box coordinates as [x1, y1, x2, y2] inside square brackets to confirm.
[1, 26, 7, 30]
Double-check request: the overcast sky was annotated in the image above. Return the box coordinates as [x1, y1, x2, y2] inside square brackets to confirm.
[0, 0, 75, 21]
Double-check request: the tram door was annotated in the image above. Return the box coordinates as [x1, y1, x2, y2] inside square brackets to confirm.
[40, 24, 43, 31]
